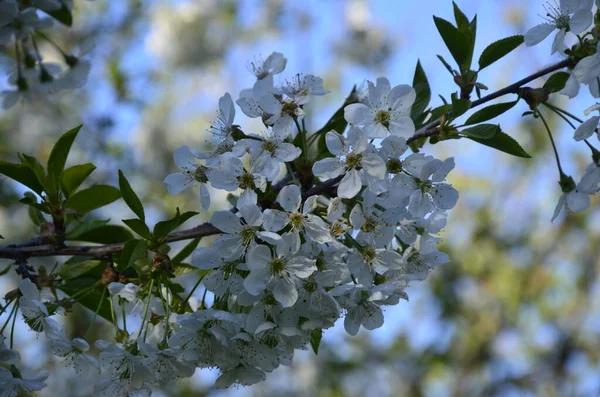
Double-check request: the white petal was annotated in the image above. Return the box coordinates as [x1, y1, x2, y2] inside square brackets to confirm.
[364, 122, 389, 139]
[566, 190, 590, 213]
[173, 146, 197, 171]
[369, 77, 391, 107]
[344, 103, 373, 125]
[200, 183, 210, 211]
[247, 245, 272, 270]
[244, 269, 270, 295]
[559, 73, 580, 98]
[574, 54, 600, 84]
[337, 169, 362, 199]
[192, 247, 221, 270]
[347, 126, 368, 152]
[389, 117, 415, 138]
[274, 143, 302, 162]
[344, 308, 361, 336]
[263, 209, 289, 231]
[277, 185, 302, 212]
[573, 116, 599, 141]
[313, 158, 345, 179]
[569, 9, 593, 34]
[361, 153, 386, 179]
[211, 211, 242, 234]
[361, 305, 384, 330]
[389, 85, 416, 113]
[430, 184, 459, 210]
[551, 194, 566, 222]
[524, 23, 556, 46]
[219, 92, 235, 126]
[551, 29, 567, 55]
[272, 276, 298, 307]
[164, 173, 191, 195]
[325, 130, 345, 155]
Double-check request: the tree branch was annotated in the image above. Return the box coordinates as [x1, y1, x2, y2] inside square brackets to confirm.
[406, 58, 573, 144]
[0, 58, 575, 261]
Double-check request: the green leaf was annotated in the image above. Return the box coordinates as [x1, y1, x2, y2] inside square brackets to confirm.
[433, 16, 472, 71]
[461, 124, 499, 139]
[310, 328, 323, 355]
[118, 170, 145, 221]
[120, 239, 148, 269]
[478, 35, 524, 70]
[468, 130, 531, 158]
[122, 218, 152, 240]
[452, 95, 471, 118]
[47, 125, 82, 190]
[453, 1, 470, 31]
[59, 282, 112, 322]
[28, 206, 46, 226]
[153, 209, 198, 239]
[410, 60, 431, 123]
[465, 99, 519, 125]
[67, 221, 133, 244]
[543, 72, 571, 93]
[60, 163, 96, 197]
[0, 264, 10, 275]
[436, 55, 455, 75]
[18, 153, 48, 190]
[59, 257, 104, 280]
[172, 238, 201, 265]
[38, 2, 73, 26]
[64, 185, 121, 214]
[173, 262, 203, 277]
[0, 161, 45, 194]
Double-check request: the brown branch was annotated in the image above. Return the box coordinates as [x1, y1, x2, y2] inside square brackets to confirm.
[0, 223, 220, 259]
[406, 58, 574, 145]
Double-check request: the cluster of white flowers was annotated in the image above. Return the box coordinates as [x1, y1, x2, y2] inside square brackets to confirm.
[157, 52, 457, 389]
[0, 0, 92, 109]
[525, 0, 600, 219]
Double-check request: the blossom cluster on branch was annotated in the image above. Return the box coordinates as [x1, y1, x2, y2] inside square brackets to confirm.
[1, 1, 600, 396]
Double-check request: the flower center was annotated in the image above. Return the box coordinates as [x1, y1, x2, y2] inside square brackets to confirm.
[282, 100, 300, 117]
[240, 226, 256, 246]
[269, 256, 287, 276]
[329, 220, 347, 237]
[262, 140, 277, 154]
[362, 245, 377, 264]
[544, 3, 571, 30]
[237, 171, 255, 190]
[193, 165, 209, 183]
[361, 217, 378, 233]
[375, 109, 391, 128]
[345, 153, 363, 169]
[386, 158, 403, 174]
[289, 212, 304, 231]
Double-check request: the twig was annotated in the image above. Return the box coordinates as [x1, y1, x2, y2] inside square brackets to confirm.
[406, 58, 573, 145]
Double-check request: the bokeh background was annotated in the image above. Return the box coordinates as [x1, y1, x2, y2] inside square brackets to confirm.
[1, 0, 600, 396]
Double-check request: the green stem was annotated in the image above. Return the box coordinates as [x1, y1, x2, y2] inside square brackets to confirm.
[180, 275, 204, 312]
[543, 102, 584, 123]
[537, 110, 566, 177]
[200, 287, 208, 309]
[108, 294, 119, 333]
[0, 298, 14, 317]
[84, 287, 107, 339]
[0, 300, 18, 335]
[121, 299, 127, 332]
[141, 280, 154, 343]
[9, 301, 18, 349]
[294, 118, 308, 160]
[542, 102, 577, 130]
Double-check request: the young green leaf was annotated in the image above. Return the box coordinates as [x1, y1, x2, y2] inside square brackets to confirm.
[153, 209, 199, 239]
[58, 281, 112, 322]
[411, 60, 432, 123]
[64, 185, 121, 214]
[60, 163, 96, 197]
[47, 125, 82, 188]
[310, 328, 323, 355]
[453, 1, 470, 32]
[468, 130, 531, 158]
[433, 16, 472, 71]
[122, 218, 152, 240]
[452, 95, 471, 118]
[543, 72, 570, 93]
[67, 224, 134, 244]
[464, 99, 519, 125]
[18, 153, 48, 190]
[118, 170, 145, 221]
[28, 206, 46, 226]
[59, 258, 104, 280]
[0, 161, 45, 194]
[478, 35, 524, 70]
[120, 239, 148, 269]
[461, 124, 499, 139]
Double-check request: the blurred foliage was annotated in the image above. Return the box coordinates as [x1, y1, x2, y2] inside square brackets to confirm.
[1, 0, 599, 396]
